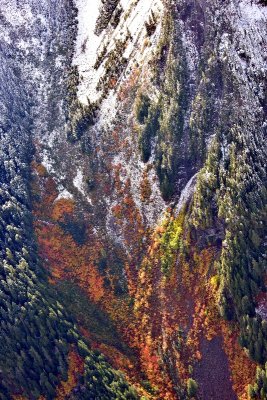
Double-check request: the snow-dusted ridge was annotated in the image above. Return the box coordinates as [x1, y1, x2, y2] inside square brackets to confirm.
[73, 0, 164, 106]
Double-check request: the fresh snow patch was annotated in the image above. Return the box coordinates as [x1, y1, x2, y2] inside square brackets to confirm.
[256, 294, 267, 320]
[111, 149, 165, 227]
[1, 1, 33, 26]
[41, 150, 56, 175]
[120, 0, 132, 8]
[97, 90, 118, 129]
[73, 168, 86, 196]
[239, 0, 267, 22]
[175, 173, 198, 216]
[73, 0, 103, 103]
[73, 169, 92, 204]
[73, 0, 163, 106]
[56, 186, 73, 201]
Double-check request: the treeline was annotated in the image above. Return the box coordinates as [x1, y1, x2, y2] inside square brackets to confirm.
[66, 66, 98, 142]
[0, 4, 139, 400]
[189, 82, 267, 394]
[0, 148, 139, 399]
[135, 12, 189, 200]
[94, 0, 121, 36]
[135, 6, 223, 201]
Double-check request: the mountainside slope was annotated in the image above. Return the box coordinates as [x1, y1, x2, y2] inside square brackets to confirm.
[0, 0, 266, 399]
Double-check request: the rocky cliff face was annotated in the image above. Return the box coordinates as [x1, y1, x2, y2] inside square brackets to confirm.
[34, 0, 267, 238]
[0, 0, 267, 399]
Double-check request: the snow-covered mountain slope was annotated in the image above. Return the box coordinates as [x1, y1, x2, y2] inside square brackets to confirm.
[2, 0, 265, 269]
[26, 0, 168, 252]
[73, 0, 164, 104]
[16, 0, 265, 267]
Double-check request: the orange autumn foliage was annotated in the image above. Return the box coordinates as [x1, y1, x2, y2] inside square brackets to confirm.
[55, 350, 84, 400]
[31, 148, 258, 400]
[133, 254, 178, 398]
[31, 161, 149, 396]
[51, 199, 75, 221]
[31, 160, 48, 177]
[93, 341, 136, 380]
[184, 247, 257, 399]
[32, 162, 106, 303]
[221, 323, 257, 400]
[118, 67, 140, 103]
[134, 209, 257, 400]
[140, 171, 152, 203]
[35, 221, 105, 303]
[109, 160, 148, 295]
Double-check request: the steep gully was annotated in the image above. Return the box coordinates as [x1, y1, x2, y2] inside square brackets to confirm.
[5, 0, 264, 398]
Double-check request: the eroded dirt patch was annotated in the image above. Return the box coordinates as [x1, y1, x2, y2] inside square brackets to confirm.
[194, 336, 237, 400]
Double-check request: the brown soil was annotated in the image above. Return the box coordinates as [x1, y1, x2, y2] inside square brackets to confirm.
[194, 336, 237, 400]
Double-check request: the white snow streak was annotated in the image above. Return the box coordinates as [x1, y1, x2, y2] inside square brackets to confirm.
[73, 0, 163, 105]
